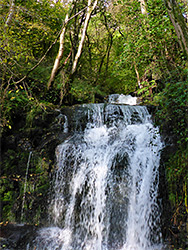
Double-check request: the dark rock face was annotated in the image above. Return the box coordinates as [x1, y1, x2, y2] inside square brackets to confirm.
[0, 223, 37, 250]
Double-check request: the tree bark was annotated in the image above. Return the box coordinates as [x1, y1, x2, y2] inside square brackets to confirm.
[134, 61, 141, 88]
[71, 0, 98, 75]
[47, 13, 69, 89]
[5, 0, 15, 27]
[139, 0, 147, 15]
[164, 0, 188, 58]
[47, 5, 87, 89]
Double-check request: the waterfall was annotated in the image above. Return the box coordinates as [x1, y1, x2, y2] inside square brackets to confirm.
[21, 151, 32, 222]
[33, 103, 163, 250]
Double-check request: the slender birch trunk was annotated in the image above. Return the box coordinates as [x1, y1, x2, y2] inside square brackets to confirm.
[134, 61, 141, 88]
[139, 0, 147, 15]
[135, 0, 147, 89]
[71, 0, 98, 75]
[5, 0, 15, 27]
[47, 13, 69, 89]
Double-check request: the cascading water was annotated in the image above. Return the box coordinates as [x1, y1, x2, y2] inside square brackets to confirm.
[33, 101, 163, 250]
[21, 151, 32, 222]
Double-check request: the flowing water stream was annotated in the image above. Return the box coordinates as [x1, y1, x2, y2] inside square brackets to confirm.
[33, 100, 164, 250]
[21, 151, 32, 222]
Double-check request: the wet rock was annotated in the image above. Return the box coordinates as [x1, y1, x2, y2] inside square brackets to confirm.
[0, 223, 37, 250]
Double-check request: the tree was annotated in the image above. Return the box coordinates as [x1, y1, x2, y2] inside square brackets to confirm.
[139, 0, 147, 15]
[164, 0, 188, 58]
[104, 0, 186, 99]
[47, 0, 98, 95]
[47, 12, 70, 89]
[71, 0, 98, 75]
[0, 0, 66, 129]
[5, 0, 15, 27]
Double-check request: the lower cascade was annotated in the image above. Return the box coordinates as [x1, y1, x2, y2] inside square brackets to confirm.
[33, 103, 164, 250]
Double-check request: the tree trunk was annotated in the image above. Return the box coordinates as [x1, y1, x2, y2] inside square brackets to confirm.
[47, 0, 98, 101]
[71, 0, 98, 75]
[164, 0, 188, 58]
[136, 0, 147, 89]
[139, 0, 147, 15]
[134, 61, 141, 88]
[47, 13, 69, 89]
[5, 0, 15, 27]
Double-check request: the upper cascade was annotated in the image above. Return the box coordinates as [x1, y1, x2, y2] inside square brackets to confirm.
[108, 94, 138, 105]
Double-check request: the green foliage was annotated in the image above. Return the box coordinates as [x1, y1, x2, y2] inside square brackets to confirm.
[0, 82, 53, 134]
[165, 148, 188, 231]
[70, 79, 106, 103]
[167, 149, 188, 195]
[0, 0, 65, 84]
[0, 85, 29, 131]
[109, 0, 185, 96]
[0, 178, 17, 221]
[155, 73, 188, 244]
[136, 80, 157, 103]
[156, 78, 188, 145]
[0, 0, 64, 132]
[1, 151, 51, 224]
[25, 100, 55, 128]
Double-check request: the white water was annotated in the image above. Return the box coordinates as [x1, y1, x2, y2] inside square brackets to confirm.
[33, 103, 163, 250]
[21, 151, 32, 222]
[108, 94, 138, 105]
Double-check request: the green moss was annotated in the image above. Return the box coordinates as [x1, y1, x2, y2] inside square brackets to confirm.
[0, 150, 52, 224]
